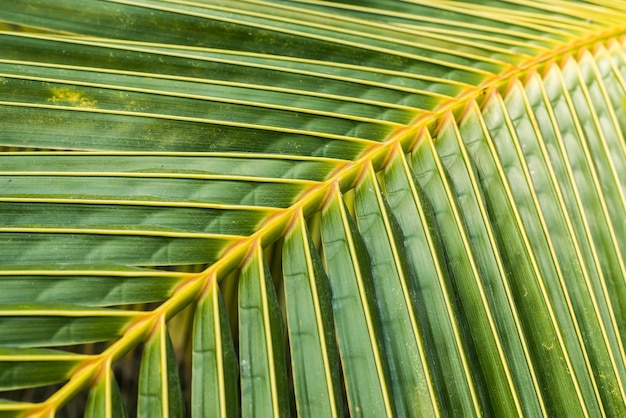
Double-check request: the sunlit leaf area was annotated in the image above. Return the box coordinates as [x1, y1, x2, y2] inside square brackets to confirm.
[1, 0, 626, 416]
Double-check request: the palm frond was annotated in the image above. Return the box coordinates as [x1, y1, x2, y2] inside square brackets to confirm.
[1, 0, 625, 416]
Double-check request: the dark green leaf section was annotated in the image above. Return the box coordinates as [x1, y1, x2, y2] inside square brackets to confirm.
[0, 202, 268, 237]
[0, 56, 414, 125]
[274, 0, 572, 48]
[238, 246, 290, 417]
[321, 191, 394, 417]
[282, 215, 343, 418]
[192, 279, 238, 418]
[0, 103, 368, 158]
[85, 368, 129, 418]
[0, 348, 83, 391]
[381, 151, 479, 416]
[1, 176, 306, 208]
[0, 405, 28, 418]
[137, 323, 185, 418]
[411, 134, 521, 416]
[0, 29, 392, 158]
[492, 80, 626, 416]
[435, 118, 544, 416]
[0, 305, 136, 348]
[0, 1, 494, 85]
[0, 154, 341, 182]
[353, 165, 437, 417]
[457, 103, 592, 417]
[0, 76, 391, 142]
[0, 233, 228, 267]
[0, 273, 178, 307]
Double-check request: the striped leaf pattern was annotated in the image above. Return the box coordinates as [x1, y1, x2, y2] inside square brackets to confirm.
[0, 1, 625, 416]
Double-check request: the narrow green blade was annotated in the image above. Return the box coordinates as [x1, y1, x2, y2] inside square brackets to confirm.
[566, 53, 626, 262]
[192, 279, 238, 418]
[411, 132, 515, 416]
[436, 116, 545, 416]
[353, 164, 438, 417]
[0, 304, 137, 348]
[459, 98, 592, 416]
[137, 322, 185, 418]
[382, 149, 479, 416]
[282, 214, 343, 418]
[0, 348, 85, 391]
[238, 245, 289, 417]
[0, 269, 180, 307]
[85, 367, 128, 418]
[321, 189, 394, 417]
[498, 78, 626, 415]
[527, 67, 626, 350]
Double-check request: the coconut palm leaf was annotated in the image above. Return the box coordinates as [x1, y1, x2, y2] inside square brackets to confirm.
[0, 0, 625, 416]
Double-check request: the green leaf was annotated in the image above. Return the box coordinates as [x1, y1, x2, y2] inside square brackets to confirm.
[411, 130, 523, 416]
[85, 367, 128, 418]
[321, 189, 394, 417]
[0, 348, 85, 391]
[1, 1, 625, 416]
[435, 113, 545, 416]
[353, 164, 438, 416]
[0, 268, 181, 307]
[493, 78, 626, 416]
[282, 214, 343, 418]
[381, 150, 480, 416]
[459, 97, 597, 416]
[238, 245, 289, 417]
[191, 279, 238, 418]
[0, 304, 138, 348]
[137, 322, 185, 418]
